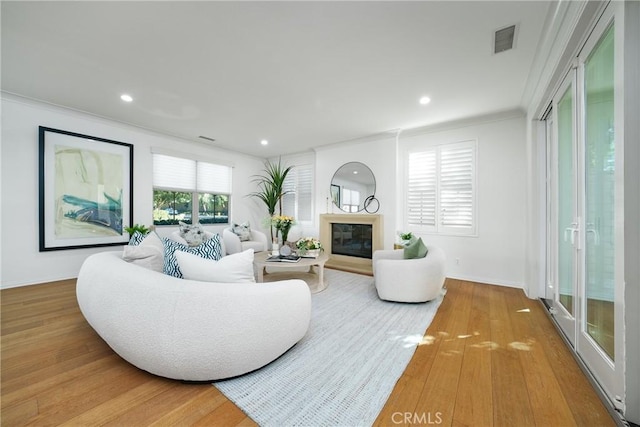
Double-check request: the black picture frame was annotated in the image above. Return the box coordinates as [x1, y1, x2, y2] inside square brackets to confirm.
[39, 126, 134, 251]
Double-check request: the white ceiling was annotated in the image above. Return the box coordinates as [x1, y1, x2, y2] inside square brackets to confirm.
[1, 1, 553, 158]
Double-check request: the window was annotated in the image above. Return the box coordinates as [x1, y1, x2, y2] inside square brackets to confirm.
[406, 140, 476, 235]
[341, 188, 360, 213]
[152, 153, 231, 225]
[281, 164, 313, 223]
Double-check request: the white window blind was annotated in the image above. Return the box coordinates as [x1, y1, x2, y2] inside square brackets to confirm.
[153, 154, 231, 194]
[406, 140, 476, 235]
[153, 154, 196, 191]
[197, 162, 232, 194]
[282, 164, 313, 222]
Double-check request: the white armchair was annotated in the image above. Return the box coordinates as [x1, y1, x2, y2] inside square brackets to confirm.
[373, 246, 446, 303]
[223, 227, 269, 254]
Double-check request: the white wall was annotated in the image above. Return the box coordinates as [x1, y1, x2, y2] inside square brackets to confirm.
[310, 115, 527, 288]
[314, 133, 399, 250]
[399, 113, 527, 287]
[1, 95, 267, 288]
[1, 95, 529, 290]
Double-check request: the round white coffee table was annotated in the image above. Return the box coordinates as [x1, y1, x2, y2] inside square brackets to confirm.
[254, 251, 329, 293]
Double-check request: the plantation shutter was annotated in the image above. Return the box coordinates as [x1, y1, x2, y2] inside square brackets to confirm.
[296, 165, 313, 222]
[407, 150, 437, 228]
[282, 164, 313, 222]
[341, 189, 360, 212]
[439, 142, 475, 230]
[282, 173, 296, 217]
[405, 140, 476, 235]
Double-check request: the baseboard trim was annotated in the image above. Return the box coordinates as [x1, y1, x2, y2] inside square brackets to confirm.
[1, 276, 76, 290]
[445, 274, 523, 289]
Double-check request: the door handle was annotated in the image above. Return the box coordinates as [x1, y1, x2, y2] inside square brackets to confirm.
[586, 223, 600, 245]
[564, 227, 573, 243]
[564, 222, 580, 248]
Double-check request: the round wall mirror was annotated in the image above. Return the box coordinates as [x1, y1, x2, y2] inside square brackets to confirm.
[330, 162, 376, 213]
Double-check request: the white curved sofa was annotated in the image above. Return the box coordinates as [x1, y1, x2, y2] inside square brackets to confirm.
[373, 246, 446, 303]
[77, 251, 311, 381]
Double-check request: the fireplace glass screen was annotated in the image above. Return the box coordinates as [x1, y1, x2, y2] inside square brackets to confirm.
[331, 223, 373, 259]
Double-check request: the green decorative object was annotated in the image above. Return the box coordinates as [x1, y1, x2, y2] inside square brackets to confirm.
[403, 237, 428, 259]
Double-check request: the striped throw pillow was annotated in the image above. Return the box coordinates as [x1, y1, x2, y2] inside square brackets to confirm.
[162, 234, 223, 278]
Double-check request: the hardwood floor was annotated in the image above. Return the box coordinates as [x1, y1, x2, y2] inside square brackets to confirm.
[1, 278, 614, 426]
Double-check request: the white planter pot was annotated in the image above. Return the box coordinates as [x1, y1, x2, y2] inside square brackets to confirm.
[305, 249, 321, 258]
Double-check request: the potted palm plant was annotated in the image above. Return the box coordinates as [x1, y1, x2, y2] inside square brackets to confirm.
[249, 158, 293, 243]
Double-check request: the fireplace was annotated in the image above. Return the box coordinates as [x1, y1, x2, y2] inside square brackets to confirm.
[331, 223, 372, 259]
[319, 214, 383, 275]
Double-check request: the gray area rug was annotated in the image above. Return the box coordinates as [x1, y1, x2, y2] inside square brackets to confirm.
[214, 268, 444, 427]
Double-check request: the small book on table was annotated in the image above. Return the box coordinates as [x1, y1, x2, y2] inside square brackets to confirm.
[265, 254, 301, 263]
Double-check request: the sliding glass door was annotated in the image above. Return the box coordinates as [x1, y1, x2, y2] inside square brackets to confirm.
[546, 6, 623, 408]
[577, 16, 622, 402]
[549, 72, 578, 345]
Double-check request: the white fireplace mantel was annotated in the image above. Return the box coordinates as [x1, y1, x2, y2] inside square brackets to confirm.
[319, 214, 383, 275]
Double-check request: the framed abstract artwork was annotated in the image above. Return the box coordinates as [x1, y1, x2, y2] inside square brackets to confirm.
[39, 126, 134, 251]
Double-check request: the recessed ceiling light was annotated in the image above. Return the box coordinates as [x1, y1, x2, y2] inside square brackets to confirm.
[353, 170, 358, 174]
[120, 94, 133, 102]
[419, 96, 431, 105]
[261, 139, 269, 146]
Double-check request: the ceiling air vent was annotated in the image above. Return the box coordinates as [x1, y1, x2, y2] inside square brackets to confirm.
[494, 24, 516, 54]
[198, 135, 216, 142]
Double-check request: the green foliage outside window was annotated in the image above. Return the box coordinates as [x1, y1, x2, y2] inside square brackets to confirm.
[153, 190, 192, 225]
[153, 190, 229, 225]
[198, 193, 229, 224]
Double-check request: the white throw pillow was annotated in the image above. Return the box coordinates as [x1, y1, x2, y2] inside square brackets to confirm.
[140, 231, 164, 252]
[123, 231, 165, 272]
[123, 245, 164, 273]
[176, 249, 256, 283]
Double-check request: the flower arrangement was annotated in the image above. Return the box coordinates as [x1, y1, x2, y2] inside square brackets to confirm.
[296, 237, 323, 252]
[272, 215, 295, 242]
